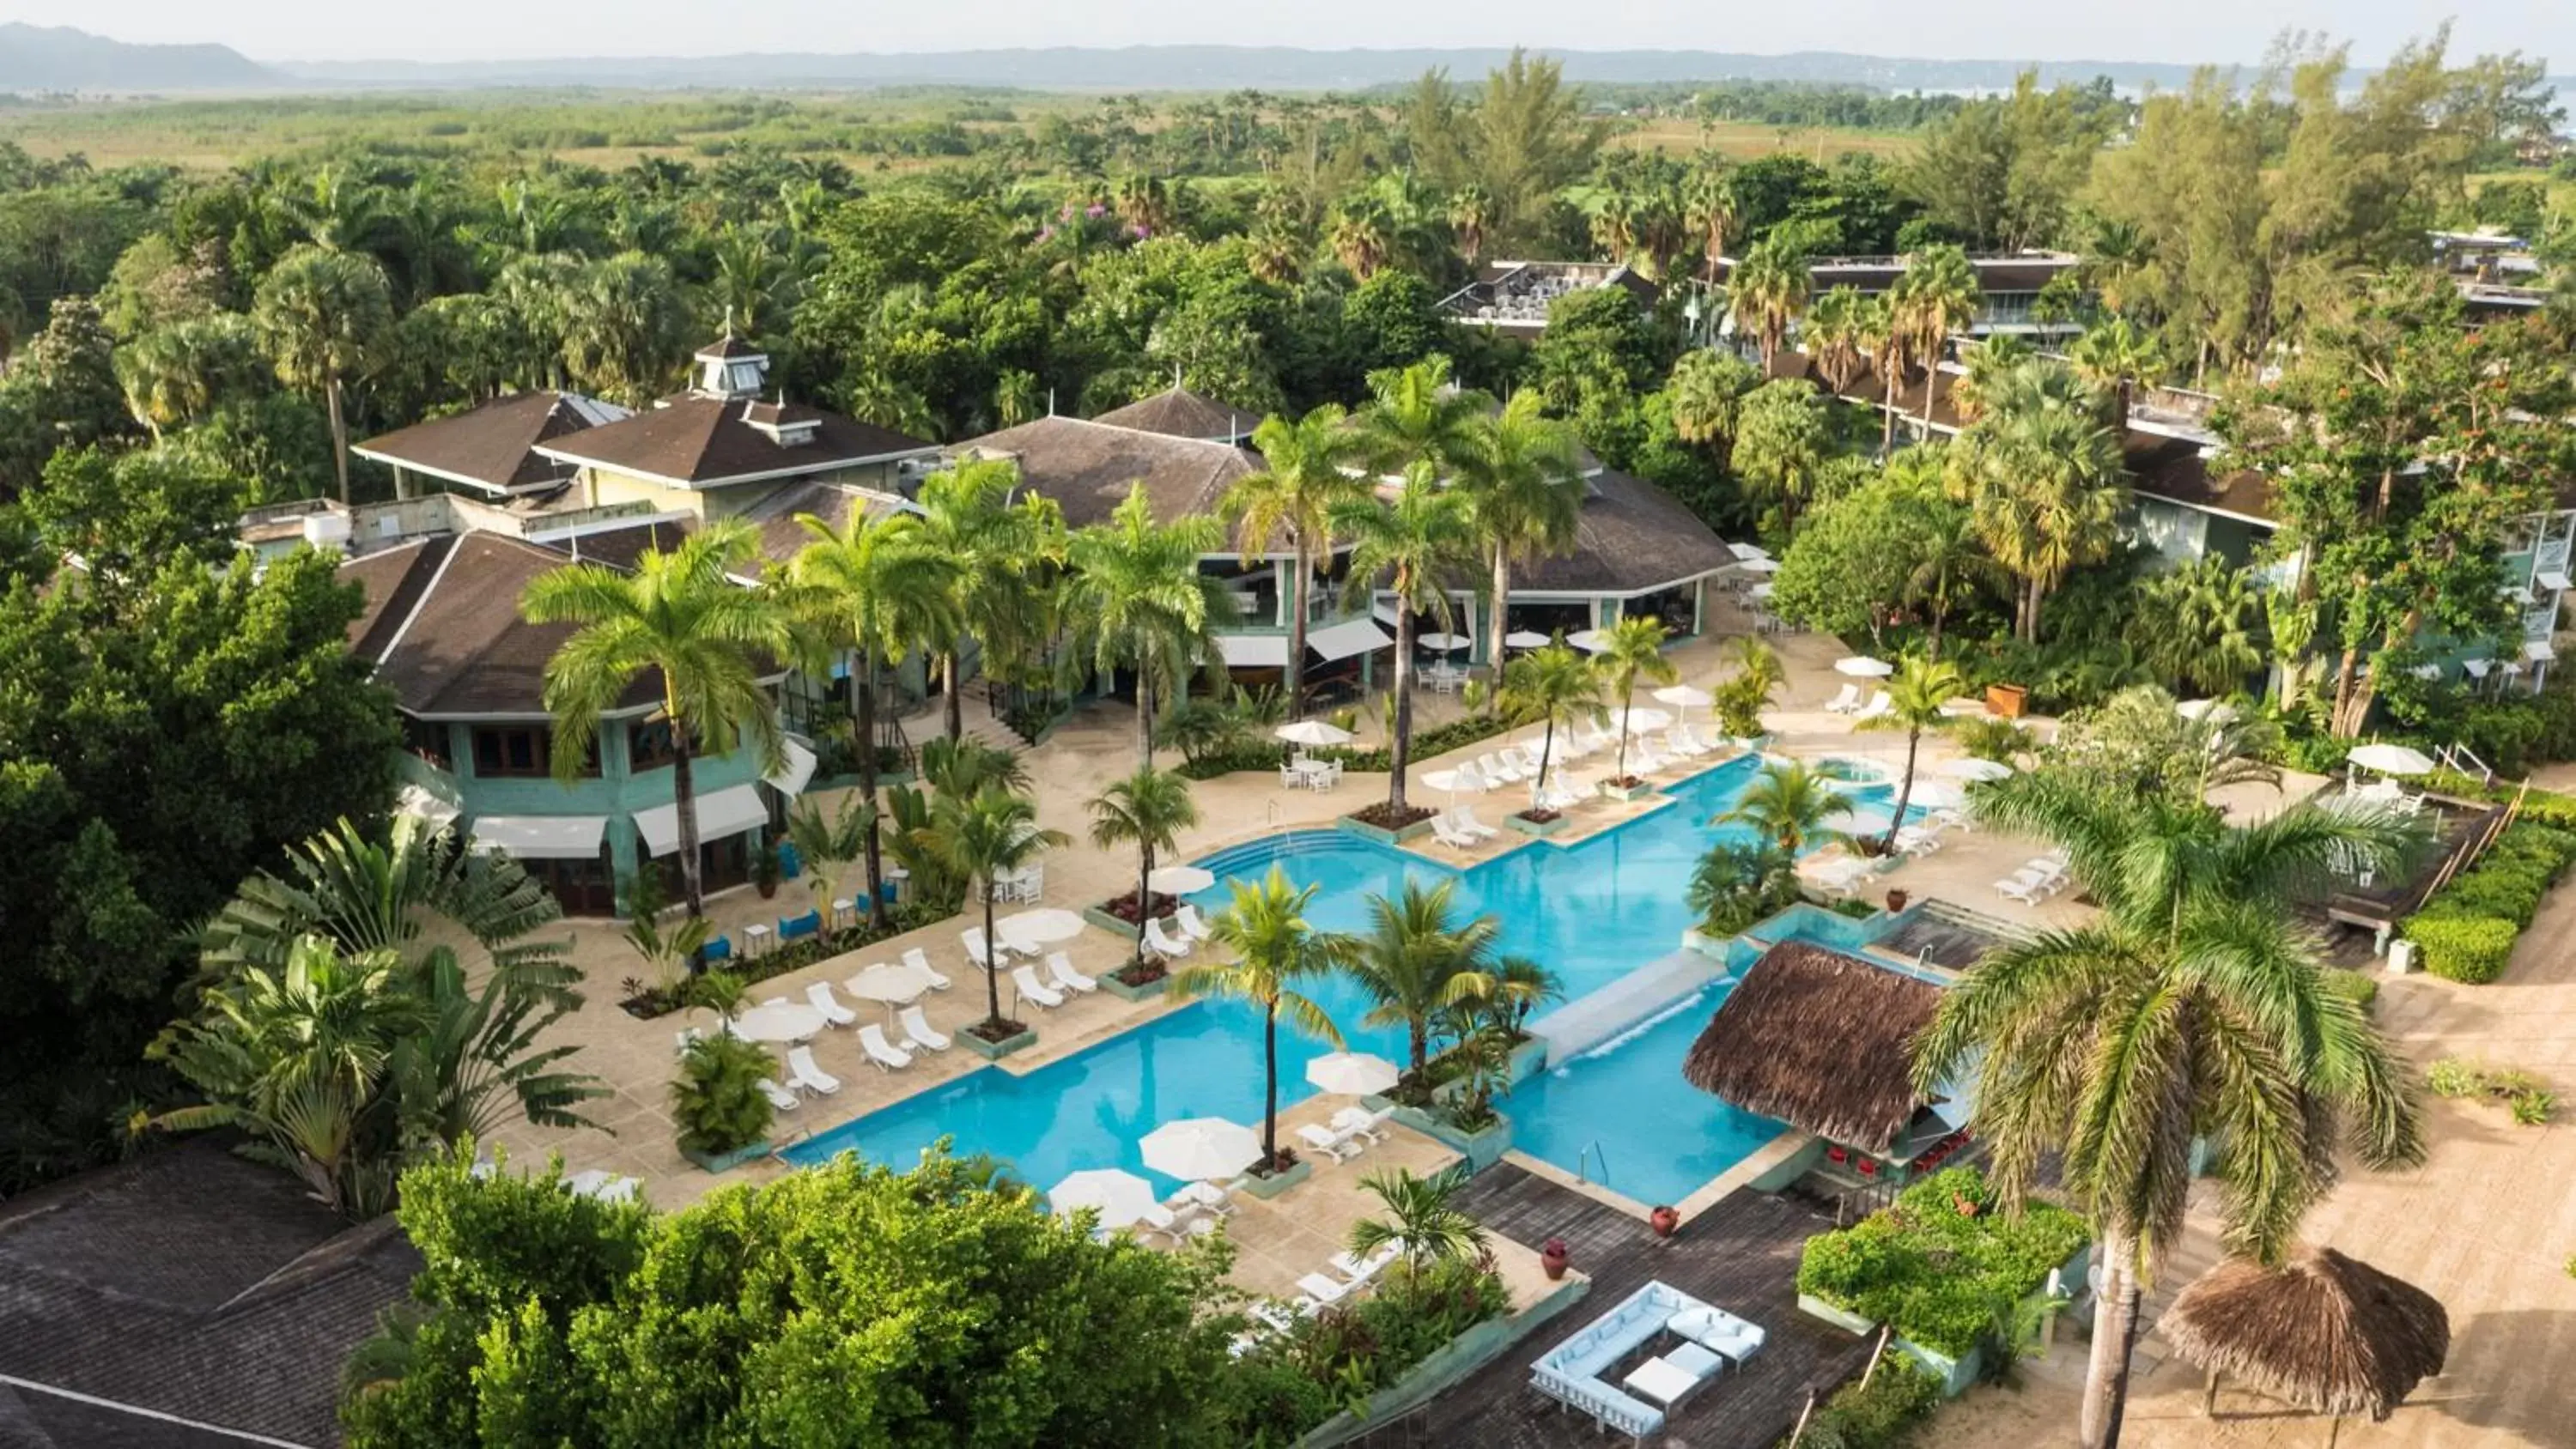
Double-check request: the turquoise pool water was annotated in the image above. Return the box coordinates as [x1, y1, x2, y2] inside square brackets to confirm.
[781, 755, 1914, 1196]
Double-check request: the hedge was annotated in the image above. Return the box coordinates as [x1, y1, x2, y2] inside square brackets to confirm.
[1174, 712, 1522, 782]
[2403, 820, 2576, 985]
[1795, 1167, 2090, 1359]
[2404, 915, 2521, 985]
[1772, 1356, 1940, 1449]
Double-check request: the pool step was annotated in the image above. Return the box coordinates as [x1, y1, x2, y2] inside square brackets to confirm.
[1192, 828, 1377, 882]
[1528, 948, 1728, 1064]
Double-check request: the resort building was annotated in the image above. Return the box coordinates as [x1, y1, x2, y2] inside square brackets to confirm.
[1713, 250, 2085, 341]
[1441, 259, 1660, 336]
[350, 387, 632, 500]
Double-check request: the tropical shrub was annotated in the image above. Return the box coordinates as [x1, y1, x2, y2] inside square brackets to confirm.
[2425, 1057, 2554, 1127]
[1175, 711, 1523, 781]
[1219, 1256, 1510, 1444]
[1772, 1355, 1941, 1449]
[669, 1034, 777, 1158]
[1795, 1167, 2090, 1359]
[2405, 915, 2520, 983]
[2403, 822, 2576, 984]
[2321, 969, 2379, 1014]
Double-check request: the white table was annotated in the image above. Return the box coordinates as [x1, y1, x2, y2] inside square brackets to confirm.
[1621, 1355, 1704, 1410]
[1290, 758, 1335, 790]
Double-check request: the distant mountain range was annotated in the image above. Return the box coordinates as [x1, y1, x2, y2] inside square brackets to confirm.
[1, 26, 2565, 101]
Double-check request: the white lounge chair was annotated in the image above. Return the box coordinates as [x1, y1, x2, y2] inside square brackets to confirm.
[1329, 1241, 1402, 1286]
[1295, 1121, 1364, 1162]
[900, 946, 954, 991]
[1248, 1301, 1299, 1334]
[805, 981, 859, 1028]
[1540, 778, 1583, 811]
[1011, 963, 1066, 1009]
[1456, 806, 1502, 840]
[1678, 723, 1718, 755]
[1142, 915, 1194, 959]
[759, 1076, 801, 1113]
[1664, 725, 1704, 759]
[858, 1023, 914, 1070]
[787, 1045, 841, 1095]
[1297, 1271, 1357, 1307]
[565, 1170, 641, 1203]
[1174, 902, 1216, 941]
[1628, 742, 1667, 773]
[1576, 721, 1616, 754]
[963, 927, 1012, 970]
[1044, 951, 1098, 993]
[673, 1028, 702, 1057]
[1171, 1179, 1234, 1220]
[1330, 1105, 1394, 1143]
[1823, 682, 1862, 713]
[1996, 861, 2064, 904]
[1500, 745, 1542, 776]
[897, 1003, 951, 1052]
[1851, 690, 1894, 723]
[1431, 815, 1479, 851]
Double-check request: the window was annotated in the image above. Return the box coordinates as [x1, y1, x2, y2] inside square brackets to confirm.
[627, 719, 680, 772]
[527, 850, 617, 918]
[402, 716, 453, 771]
[472, 726, 548, 778]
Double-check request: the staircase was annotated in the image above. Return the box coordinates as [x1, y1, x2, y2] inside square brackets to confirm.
[899, 682, 1024, 757]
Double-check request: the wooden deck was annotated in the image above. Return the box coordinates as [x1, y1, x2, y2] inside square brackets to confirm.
[2324, 799, 2503, 931]
[1348, 1166, 1875, 1448]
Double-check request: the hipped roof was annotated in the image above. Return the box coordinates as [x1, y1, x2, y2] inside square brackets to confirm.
[2160, 1247, 2450, 1422]
[1092, 385, 1264, 443]
[535, 395, 934, 488]
[1680, 941, 1941, 1155]
[351, 390, 624, 493]
[953, 415, 1259, 530]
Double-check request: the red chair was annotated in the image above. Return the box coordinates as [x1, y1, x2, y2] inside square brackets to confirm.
[1856, 1158, 1880, 1179]
[1826, 1144, 1850, 1165]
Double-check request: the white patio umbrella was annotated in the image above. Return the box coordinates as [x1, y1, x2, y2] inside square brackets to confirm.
[998, 906, 1085, 951]
[1146, 864, 1214, 894]
[1736, 556, 1781, 575]
[1904, 780, 1964, 810]
[2348, 743, 2437, 777]
[1564, 628, 1610, 653]
[1607, 706, 1673, 735]
[2176, 699, 2239, 724]
[1415, 632, 1473, 652]
[731, 1001, 827, 1044]
[1139, 1118, 1263, 1183]
[1941, 757, 2016, 783]
[1273, 719, 1355, 748]
[1652, 684, 1714, 710]
[1048, 1168, 1162, 1228]
[1504, 629, 1551, 649]
[1835, 656, 1896, 678]
[1305, 1052, 1400, 1097]
[1728, 541, 1771, 562]
[1747, 582, 1777, 601]
[844, 960, 934, 1022]
[1419, 767, 1485, 804]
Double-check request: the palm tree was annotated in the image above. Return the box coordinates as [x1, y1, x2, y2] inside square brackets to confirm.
[1851, 656, 1968, 853]
[1863, 290, 1914, 458]
[1948, 334, 2034, 424]
[1953, 388, 2127, 643]
[1914, 777, 2426, 1449]
[1888, 243, 1982, 430]
[1682, 162, 1736, 284]
[1349, 879, 1503, 1076]
[251, 244, 393, 503]
[1334, 466, 1476, 815]
[1667, 349, 1760, 470]
[1328, 194, 1395, 279]
[783, 792, 872, 919]
[1688, 839, 1801, 936]
[914, 458, 1063, 743]
[1725, 232, 1809, 368]
[1457, 391, 1585, 682]
[1716, 759, 1850, 858]
[1062, 485, 1233, 767]
[1498, 640, 1607, 803]
[1347, 1165, 1490, 1288]
[1352, 355, 1485, 478]
[1592, 614, 1677, 785]
[1089, 764, 1200, 939]
[1173, 867, 1357, 1171]
[1225, 404, 1368, 712]
[562, 252, 686, 405]
[2067, 314, 2164, 426]
[1803, 285, 1873, 394]
[787, 506, 959, 930]
[523, 520, 788, 924]
[918, 787, 1068, 1037]
[1899, 494, 2006, 661]
[1448, 185, 1493, 267]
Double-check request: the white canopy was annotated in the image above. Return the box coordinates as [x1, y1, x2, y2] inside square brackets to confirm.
[1652, 684, 1715, 709]
[1415, 632, 1473, 652]
[1607, 706, 1673, 735]
[1274, 719, 1356, 747]
[1735, 556, 1781, 575]
[732, 1001, 826, 1044]
[470, 814, 606, 860]
[1215, 634, 1291, 669]
[2348, 743, 2437, 777]
[396, 784, 460, 833]
[633, 783, 768, 858]
[763, 737, 818, 797]
[1305, 1052, 1400, 1096]
[1139, 1118, 1262, 1183]
[1728, 542, 1771, 562]
[999, 907, 1086, 949]
[1941, 757, 2016, 783]
[1309, 618, 1394, 661]
[1048, 1168, 1162, 1228]
[1904, 780, 1964, 809]
[1147, 864, 1215, 894]
[2175, 699, 2238, 724]
[1420, 767, 1485, 797]
[1834, 656, 1895, 678]
[845, 959, 936, 1006]
[1564, 629, 1609, 653]
[1504, 629, 1551, 649]
[1747, 582, 1777, 601]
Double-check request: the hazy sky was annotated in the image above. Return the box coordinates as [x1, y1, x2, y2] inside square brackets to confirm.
[34, 0, 2576, 67]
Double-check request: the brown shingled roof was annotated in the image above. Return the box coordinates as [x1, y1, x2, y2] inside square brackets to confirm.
[1681, 941, 1942, 1154]
[343, 531, 658, 716]
[1513, 469, 1736, 596]
[339, 535, 455, 661]
[535, 396, 934, 488]
[733, 477, 909, 565]
[2123, 433, 2275, 522]
[1092, 386, 1265, 443]
[351, 391, 615, 494]
[954, 415, 1259, 530]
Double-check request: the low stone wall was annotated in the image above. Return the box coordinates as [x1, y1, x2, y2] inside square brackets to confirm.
[1291, 1273, 1593, 1447]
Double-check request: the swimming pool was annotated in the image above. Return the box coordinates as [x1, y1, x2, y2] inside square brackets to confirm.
[781, 755, 1916, 1194]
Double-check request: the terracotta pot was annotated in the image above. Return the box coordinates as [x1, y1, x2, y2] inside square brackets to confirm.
[1649, 1205, 1680, 1238]
[1885, 888, 1909, 912]
[1540, 1242, 1570, 1281]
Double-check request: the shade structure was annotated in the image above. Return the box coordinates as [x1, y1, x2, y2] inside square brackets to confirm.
[1415, 632, 1473, 652]
[1834, 656, 1895, 678]
[1504, 629, 1552, 649]
[395, 785, 460, 833]
[1607, 706, 1673, 735]
[1903, 780, 1964, 809]
[2176, 698, 2239, 724]
[1214, 634, 1291, 668]
[1652, 684, 1715, 709]
[2348, 743, 2437, 777]
[1420, 767, 1485, 799]
[998, 907, 1085, 950]
[633, 784, 767, 857]
[1147, 864, 1214, 894]
[2160, 1247, 2449, 1426]
[1747, 582, 1777, 601]
[1735, 556, 1781, 575]
[1728, 541, 1771, 562]
[1048, 1168, 1162, 1228]
[1308, 618, 1394, 661]
[1305, 1051, 1400, 1097]
[1681, 941, 1942, 1155]
[469, 814, 606, 860]
[763, 737, 818, 797]
[1564, 628, 1610, 653]
[731, 1001, 826, 1044]
[1138, 1118, 1262, 1183]
[1274, 719, 1356, 747]
[845, 959, 934, 1006]
[1941, 757, 2016, 783]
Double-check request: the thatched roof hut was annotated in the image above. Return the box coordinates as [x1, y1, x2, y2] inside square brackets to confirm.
[2161, 1247, 2450, 1429]
[1680, 942, 1941, 1155]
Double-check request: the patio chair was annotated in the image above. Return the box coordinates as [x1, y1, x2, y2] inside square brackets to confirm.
[1011, 963, 1066, 1010]
[1628, 741, 1668, 773]
[776, 909, 823, 943]
[1478, 751, 1524, 784]
[1330, 1105, 1394, 1144]
[1174, 902, 1217, 941]
[1329, 1241, 1402, 1286]
[758, 1076, 801, 1113]
[1142, 916, 1194, 960]
[1172, 1179, 1234, 1220]
[900, 947, 953, 991]
[1431, 815, 1479, 851]
[1295, 1121, 1364, 1163]
[1498, 745, 1540, 776]
[1665, 725, 1704, 759]
[1455, 806, 1503, 841]
[897, 1003, 951, 1052]
[1851, 690, 1894, 723]
[1823, 682, 1862, 713]
[1044, 951, 1098, 994]
[1297, 1271, 1357, 1307]
[1279, 763, 1303, 791]
[702, 934, 733, 963]
[857, 1023, 914, 1071]
[787, 1045, 841, 1095]
[1995, 864, 2056, 904]
[1247, 1301, 1299, 1335]
[805, 981, 859, 1028]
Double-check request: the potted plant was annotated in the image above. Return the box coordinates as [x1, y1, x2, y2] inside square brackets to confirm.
[1885, 887, 1909, 913]
[750, 840, 782, 900]
[1649, 1204, 1680, 1238]
[670, 1034, 778, 1172]
[1985, 682, 2027, 718]
[1540, 1237, 1571, 1280]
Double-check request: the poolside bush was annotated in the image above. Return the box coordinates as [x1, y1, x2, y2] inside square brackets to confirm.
[1772, 1355, 1941, 1449]
[2399, 822, 2576, 985]
[1795, 1167, 2090, 1360]
[2321, 968, 2379, 1014]
[1219, 1256, 1511, 1445]
[2404, 915, 2518, 983]
[1171, 712, 1522, 781]
[669, 1034, 776, 1158]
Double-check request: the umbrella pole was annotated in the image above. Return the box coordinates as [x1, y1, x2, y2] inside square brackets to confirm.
[2203, 1368, 2220, 1416]
[2327, 1415, 2342, 1448]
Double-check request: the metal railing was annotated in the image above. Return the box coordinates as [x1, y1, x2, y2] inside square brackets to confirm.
[1575, 1140, 1610, 1187]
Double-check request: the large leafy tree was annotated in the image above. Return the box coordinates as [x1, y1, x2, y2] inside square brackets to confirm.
[523, 522, 788, 922]
[1948, 359, 2127, 642]
[1456, 391, 1585, 679]
[1333, 467, 1475, 815]
[1915, 773, 2425, 1449]
[341, 1150, 1237, 1448]
[0, 295, 137, 497]
[1062, 486, 1232, 766]
[1174, 867, 1356, 1171]
[251, 244, 393, 503]
[1224, 403, 1368, 713]
[1728, 379, 1831, 533]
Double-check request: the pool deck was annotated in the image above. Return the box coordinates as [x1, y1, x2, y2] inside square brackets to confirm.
[1346, 1163, 1879, 1449]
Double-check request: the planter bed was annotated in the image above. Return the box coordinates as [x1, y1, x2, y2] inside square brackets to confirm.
[1339, 807, 1437, 846]
[960, 1021, 1037, 1061]
[1506, 809, 1571, 839]
[1101, 961, 1170, 1003]
[1236, 1157, 1313, 1199]
[1596, 777, 1657, 803]
[683, 1138, 775, 1174]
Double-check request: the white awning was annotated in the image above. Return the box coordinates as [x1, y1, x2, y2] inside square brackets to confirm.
[633, 783, 769, 858]
[1371, 599, 1400, 626]
[395, 784, 459, 832]
[1309, 618, 1394, 661]
[2539, 570, 2571, 593]
[470, 815, 607, 860]
[2464, 658, 2493, 678]
[2409, 664, 2445, 680]
[764, 738, 817, 797]
[1215, 634, 1291, 669]
[2524, 640, 2556, 663]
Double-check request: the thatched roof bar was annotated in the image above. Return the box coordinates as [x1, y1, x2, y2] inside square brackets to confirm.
[1680, 942, 1942, 1155]
[2160, 1247, 2450, 1422]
